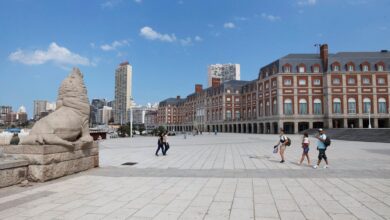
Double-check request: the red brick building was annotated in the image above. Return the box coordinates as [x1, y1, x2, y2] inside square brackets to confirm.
[157, 44, 390, 133]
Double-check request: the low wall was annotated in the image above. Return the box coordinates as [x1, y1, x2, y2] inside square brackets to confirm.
[0, 159, 29, 188]
[1, 142, 99, 183]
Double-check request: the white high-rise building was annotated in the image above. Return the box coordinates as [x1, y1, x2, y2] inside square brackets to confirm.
[97, 106, 113, 125]
[207, 64, 240, 87]
[33, 100, 47, 119]
[114, 61, 133, 124]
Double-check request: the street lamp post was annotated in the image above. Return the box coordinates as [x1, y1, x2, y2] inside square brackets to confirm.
[130, 97, 133, 137]
[368, 108, 372, 129]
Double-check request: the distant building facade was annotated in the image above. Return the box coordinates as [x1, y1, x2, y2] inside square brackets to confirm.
[96, 106, 113, 125]
[207, 64, 240, 87]
[158, 45, 390, 133]
[114, 62, 133, 124]
[33, 100, 47, 120]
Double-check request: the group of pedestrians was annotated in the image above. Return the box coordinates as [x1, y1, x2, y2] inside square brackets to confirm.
[155, 131, 170, 156]
[274, 128, 330, 168]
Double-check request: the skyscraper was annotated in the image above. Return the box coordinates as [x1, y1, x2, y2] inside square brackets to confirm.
[207, 64, 240, 87]
[114, 61, 133, 124]
[33, 100, 47, 120]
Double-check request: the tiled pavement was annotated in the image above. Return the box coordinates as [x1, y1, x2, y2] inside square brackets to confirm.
[1, 133, 390, 219]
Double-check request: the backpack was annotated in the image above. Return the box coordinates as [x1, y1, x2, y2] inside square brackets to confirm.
[324, 136, 331, 147]
[286, 137, 292, 146]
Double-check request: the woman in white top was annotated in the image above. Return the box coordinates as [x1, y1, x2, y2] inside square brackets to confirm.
[274, 128, 287, 163]
[299, 132, 311, 165]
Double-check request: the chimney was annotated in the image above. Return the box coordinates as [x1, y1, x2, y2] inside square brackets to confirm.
[320, 44, 328, 72]
[176, 96, 181, 100]
[195, 84, 203, 93]
[211, 78, 221, 88]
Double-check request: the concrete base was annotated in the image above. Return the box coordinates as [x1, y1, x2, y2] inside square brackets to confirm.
[0, 159, 28, 188]
[2, 142, 99, 182]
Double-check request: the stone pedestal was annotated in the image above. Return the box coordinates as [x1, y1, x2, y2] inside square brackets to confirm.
[0, 159, 28, 188]
[2, 142, 98, 182]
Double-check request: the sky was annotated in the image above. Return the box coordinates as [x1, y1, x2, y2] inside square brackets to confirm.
[0, 0, 389, 117]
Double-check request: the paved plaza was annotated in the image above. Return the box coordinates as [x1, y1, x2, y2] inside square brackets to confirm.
[1, 133, 390, 219]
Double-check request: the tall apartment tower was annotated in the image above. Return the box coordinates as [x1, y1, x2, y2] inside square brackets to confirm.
[33, 100, 47, 120]
[207, 64, 240, 87]
[114, 61, 133, 124]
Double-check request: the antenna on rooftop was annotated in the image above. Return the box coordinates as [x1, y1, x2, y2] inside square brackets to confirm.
[314, 44, 322, 54]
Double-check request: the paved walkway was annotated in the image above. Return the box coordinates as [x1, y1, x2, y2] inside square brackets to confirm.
[1, 133, 390, 220]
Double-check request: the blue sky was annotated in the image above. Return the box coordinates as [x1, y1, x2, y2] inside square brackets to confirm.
[0, 0, 389, 117]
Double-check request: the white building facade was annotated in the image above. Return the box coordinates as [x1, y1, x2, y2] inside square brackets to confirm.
[207, 64, 240, 87]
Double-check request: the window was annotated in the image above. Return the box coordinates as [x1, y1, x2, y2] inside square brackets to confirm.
[378, 65, 384, 72]
[235, 111, 240, 119]
[272, 80, 277, 87]
[226, 97, 231, 102]
[363, 98, 371, 113]
[348, 98, 356, 114]
[284, 99, 293, 115]
[299, 66, 305, 73]
[362, 77, 370, 85]
[313, 66, 320, 73]
[235, 98, 240, 102]
[348, 65, 354, 72]
[284, 66, 291, 73]
[299, 99, 307, 114]
[266, 101, 270, 116]
[348, 78, 356, 85]
[265, 83, 269, 89]
[333, 65, 340, 72]
[298, 79, 306, 86]
[313, 79, 321, 85]
[227, 89, 231, 94]
[273, 100, 277, 115]
[378, 78, 385, 85]
[333, 98, 341, 114]
[363, 65, 369, 72]
[333, 78, 341, 85]
[226, 110, 232, 120]
[313, 99, 322, 115]
[284, 79, 292, 86]
[378, 98, 387, 113]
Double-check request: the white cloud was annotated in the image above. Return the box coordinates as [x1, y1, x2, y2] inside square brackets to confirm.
[298, 0, 317, 6]
[261, 13, 281, 22]
[224, 22, 236, 29]
[9, 42, 90, 66]
[180, 37, 192, 46]
[100, 40, 129, 51]
[194, 36, 203, 42]
[139, 26, 177, 42]
[101, 0, 122, 8]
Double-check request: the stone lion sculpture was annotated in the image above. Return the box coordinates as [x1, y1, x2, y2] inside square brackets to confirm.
[21, 68, 93, 147]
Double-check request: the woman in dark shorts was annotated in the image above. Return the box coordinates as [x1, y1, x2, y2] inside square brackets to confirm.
[299, 132, 311, 165]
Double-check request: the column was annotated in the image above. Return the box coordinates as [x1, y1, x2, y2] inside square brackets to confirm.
[294, 122, 299, 134]
[358, 118, 363, 128]
[343, 118, 348, 128]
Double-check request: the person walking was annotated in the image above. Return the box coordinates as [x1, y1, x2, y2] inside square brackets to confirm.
[299, 132, 311, 165]
[313, 128, 329, 169]
[163, 131, 169, 155]
[274, 128, 288, 163]
[155, 133, 165, 156]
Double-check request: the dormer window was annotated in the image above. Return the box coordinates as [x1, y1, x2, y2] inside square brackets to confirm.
[313, 66, 320, 73]
[378, 65, 384, 72]
[299, 66, 305, 73]
[348, 65, 354, 72]
[363, 65, 369, 72]
[333, 65, 339, 72]
[284, 66, 291, 73]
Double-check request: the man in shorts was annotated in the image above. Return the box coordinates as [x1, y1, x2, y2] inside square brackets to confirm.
[313, 128, 329, 169]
